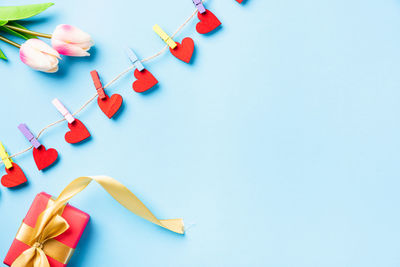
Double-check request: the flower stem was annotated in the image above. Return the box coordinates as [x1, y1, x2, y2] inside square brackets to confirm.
[4, 25, 52, 39]
[0, 35, 20, 48]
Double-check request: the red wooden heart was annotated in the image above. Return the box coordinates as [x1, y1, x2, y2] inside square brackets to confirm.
[98, 93, 123, 119]
[64, 119, 91, 144]
[33, 145, 58, 171]
[196, 10, 221, 34]
[1, 163, 27, 188]
[169, 37, 195, 63]
[132, 69, 158, 93]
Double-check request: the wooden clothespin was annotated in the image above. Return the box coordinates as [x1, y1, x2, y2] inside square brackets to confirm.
[52, 98, 75, 123]
[90, 70, 106, 99]
[193, 0, 206, 13]
[18, 124, 41, 149]
[52, 98, 91, 144]
[18, 123, 59, 171]
[91, 70, 123, 119]
[0, 141, 13, 169]
[126, 48, 145, 72]
[153, 24, 177, 49]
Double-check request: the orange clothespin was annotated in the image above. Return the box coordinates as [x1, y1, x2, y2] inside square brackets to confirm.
[91, 70, 106, 99]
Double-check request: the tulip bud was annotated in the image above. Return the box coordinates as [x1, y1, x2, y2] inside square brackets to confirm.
[51, 24, 94, 57]
[19, 39, 61, 73]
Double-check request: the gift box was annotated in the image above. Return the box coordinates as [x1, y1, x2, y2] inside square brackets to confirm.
[4, 192, 90, 267]
[3, 175, 184, 267]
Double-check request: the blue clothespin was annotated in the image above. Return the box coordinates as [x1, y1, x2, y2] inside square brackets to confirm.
[192, 0, 206, 14]
[126, 48, 145, 72]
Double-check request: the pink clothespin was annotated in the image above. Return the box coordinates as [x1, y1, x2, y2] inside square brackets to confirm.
[90, 70, 106, 99]
[52, 98, 75, 123]
[18, 124, 41, 149]
[52, 98, 91, 144]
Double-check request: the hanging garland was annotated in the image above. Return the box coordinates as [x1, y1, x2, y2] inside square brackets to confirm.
[0, 0, 244, 188]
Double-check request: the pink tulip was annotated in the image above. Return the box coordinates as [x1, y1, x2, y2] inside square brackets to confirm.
[51, 24, 94, 57]
[19, 39, 61, 73]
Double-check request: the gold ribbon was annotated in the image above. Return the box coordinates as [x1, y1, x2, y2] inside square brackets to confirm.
[15, 223, 75, 265]
[12, 175, 184, 267]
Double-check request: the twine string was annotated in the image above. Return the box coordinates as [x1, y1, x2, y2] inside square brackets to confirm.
[0, 8, 199, 166]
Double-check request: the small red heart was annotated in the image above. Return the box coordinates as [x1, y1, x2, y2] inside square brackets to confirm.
[169, 37, 195, 63]
[98, 93, 123, 119]
[132, 69, 158, 93]
[33, 145, 58, 171]
[64, 119, 91, 144]
[196, 10, 221, 34]
[1, 163, 27, 188]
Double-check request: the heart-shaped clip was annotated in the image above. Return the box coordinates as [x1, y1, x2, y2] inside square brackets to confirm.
[52, 98, 91, 144]
[192, 0, 221, 34]
[153, 24, 195, 63]
[0, 141, 27, 188]
[91, 70, 123, 118]
[18, 123, 59, 171]
[126, 48, 159, 93]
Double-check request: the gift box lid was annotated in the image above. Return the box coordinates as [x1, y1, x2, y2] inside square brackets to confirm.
[4, 192, 90, 266]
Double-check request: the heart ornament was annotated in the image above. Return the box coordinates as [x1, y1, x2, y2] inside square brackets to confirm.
[196, 9, 221, 34]
[1, 163, 27, 188]
[65, 119, 91, 144]
[33, 145, 59, 171]
[169, 37, 195, 63]
[98, 93, 123, 118]
[132, 69, 158, 93]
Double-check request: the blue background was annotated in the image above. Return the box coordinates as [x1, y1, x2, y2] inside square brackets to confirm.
[1, 0, 400, 266]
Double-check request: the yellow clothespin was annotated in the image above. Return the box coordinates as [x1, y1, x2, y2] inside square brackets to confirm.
[153, 24, 177, 49]
[0, 141, 13, 169]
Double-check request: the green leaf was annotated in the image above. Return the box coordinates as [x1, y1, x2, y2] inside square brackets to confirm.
[6, 21, 38, 39]
[0, 3, 54, 21]
[0, 25, 29, 40]
[0, 47, 7, 60]
[0, 20, 7, 26]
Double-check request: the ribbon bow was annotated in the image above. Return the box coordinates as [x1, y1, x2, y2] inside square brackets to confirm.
[12, 207, 69, 267]
[11, 175, 184, 267]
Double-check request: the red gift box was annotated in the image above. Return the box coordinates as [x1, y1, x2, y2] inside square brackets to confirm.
[4, 192, 90, 267]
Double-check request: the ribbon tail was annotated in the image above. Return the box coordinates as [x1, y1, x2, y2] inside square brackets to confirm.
[159, 219, 185, 234]
[11, 247, 50, 267]
[52, 175, 185, 234]
[33, 249, 50, 267]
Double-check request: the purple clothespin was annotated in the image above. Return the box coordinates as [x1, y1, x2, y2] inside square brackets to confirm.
[18, 123, 41, 148]
[192, 0, 206, 13]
